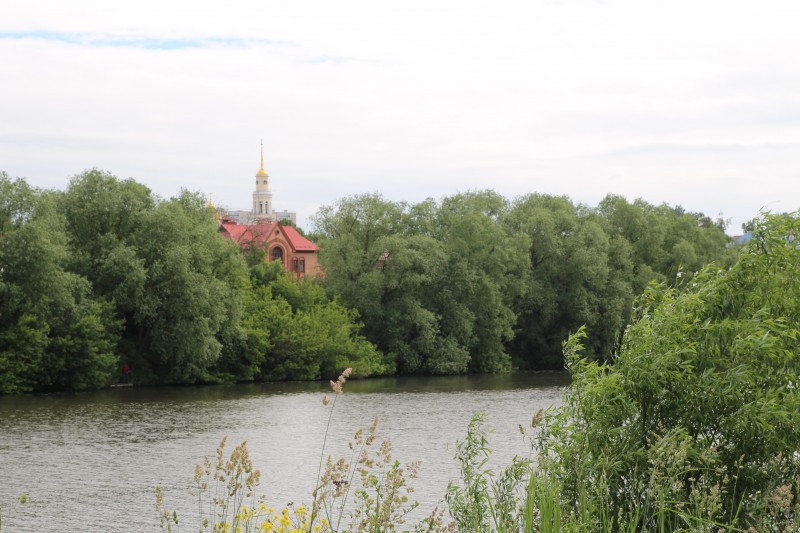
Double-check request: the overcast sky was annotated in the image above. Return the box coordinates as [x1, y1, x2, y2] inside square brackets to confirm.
[2, 0, 799, 232]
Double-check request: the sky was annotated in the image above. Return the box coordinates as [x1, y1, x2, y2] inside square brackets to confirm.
[1, 0, 799, 233]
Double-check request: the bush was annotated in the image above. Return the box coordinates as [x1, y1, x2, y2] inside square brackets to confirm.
[538, 212, 800, 531]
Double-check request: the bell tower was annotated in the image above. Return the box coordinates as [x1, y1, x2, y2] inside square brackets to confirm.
[252, 141, 274, 220]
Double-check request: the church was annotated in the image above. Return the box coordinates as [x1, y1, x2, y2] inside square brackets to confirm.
[218, 145, 321, 278]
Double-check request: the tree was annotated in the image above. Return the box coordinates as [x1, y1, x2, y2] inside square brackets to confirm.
[504, 194, 634, 367]
[127, 191, 247, 383]
[313, 192, 527, 374]
[429, 191, 527, 372]
[239, 273, 386, 381]
[59, 172, 249, 385]
[539, 211, 800, 530]
[0, 173, 121, 392]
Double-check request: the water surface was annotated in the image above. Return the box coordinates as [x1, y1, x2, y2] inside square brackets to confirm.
[0, 372, 569, 532]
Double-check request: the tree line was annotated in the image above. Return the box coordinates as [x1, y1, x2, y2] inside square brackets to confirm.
[311, 191, 738, 373]
[0, 170, 383, 393]
[0, 169, 738, 393]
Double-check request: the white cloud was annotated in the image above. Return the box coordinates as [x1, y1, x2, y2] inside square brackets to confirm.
[1, 0, 799, 232]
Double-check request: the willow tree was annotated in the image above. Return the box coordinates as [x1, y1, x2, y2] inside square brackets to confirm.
[313, 191, 527, 374]
[59, 170, 249, 384]
[0, 173, 120, 392]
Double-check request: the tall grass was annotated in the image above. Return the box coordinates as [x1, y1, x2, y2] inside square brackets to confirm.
[152, 368, 445, 533]
[148, 369, 800, 533]
[448, 412, 798, 533]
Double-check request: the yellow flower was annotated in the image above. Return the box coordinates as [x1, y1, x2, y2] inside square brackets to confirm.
[296, 505, 307, 516]
[261, 521, 274, 532]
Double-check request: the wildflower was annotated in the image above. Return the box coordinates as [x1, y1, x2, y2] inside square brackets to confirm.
[353, 428, 364, 446]
[367, 416, 379, 445]
[330, 368, 352, 394]
[769, 484, 793, 513]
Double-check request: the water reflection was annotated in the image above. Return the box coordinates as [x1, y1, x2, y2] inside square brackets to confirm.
[0, 372, 569, 533]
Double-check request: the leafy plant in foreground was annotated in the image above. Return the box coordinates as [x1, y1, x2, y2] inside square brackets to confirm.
[446, 412, 532, 533]
[538, 211, 800, 531]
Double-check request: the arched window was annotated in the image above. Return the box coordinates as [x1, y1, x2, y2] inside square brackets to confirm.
[271, 246, 284, 265]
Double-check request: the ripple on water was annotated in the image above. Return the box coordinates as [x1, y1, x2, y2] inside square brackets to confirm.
[0, 372, 569, 533]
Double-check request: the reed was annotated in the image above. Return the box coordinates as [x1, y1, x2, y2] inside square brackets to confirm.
[153, 368, 440, 533]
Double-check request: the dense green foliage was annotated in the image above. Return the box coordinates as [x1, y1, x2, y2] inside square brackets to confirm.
[0, 171, 381, 392]
[234, 264, 388, 381]
[312, 192, 737, 373]
[58, 170, 248, 384]
[1, 168, 740, 393]
[537, 212, 800, 530]
[313, 192, 526, 374]
[0, 173, 121, 392]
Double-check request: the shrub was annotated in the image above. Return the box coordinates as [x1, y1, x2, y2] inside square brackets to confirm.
[538, 212, 800, 531]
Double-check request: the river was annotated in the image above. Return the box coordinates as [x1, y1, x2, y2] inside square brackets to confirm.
[0, 372, 569, 532]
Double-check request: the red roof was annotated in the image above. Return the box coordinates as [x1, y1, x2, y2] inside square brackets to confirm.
[220, 221, 318, 252]
[281, 225, 318, 251]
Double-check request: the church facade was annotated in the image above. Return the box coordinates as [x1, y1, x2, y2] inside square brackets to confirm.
[218, 145, 320, 278]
